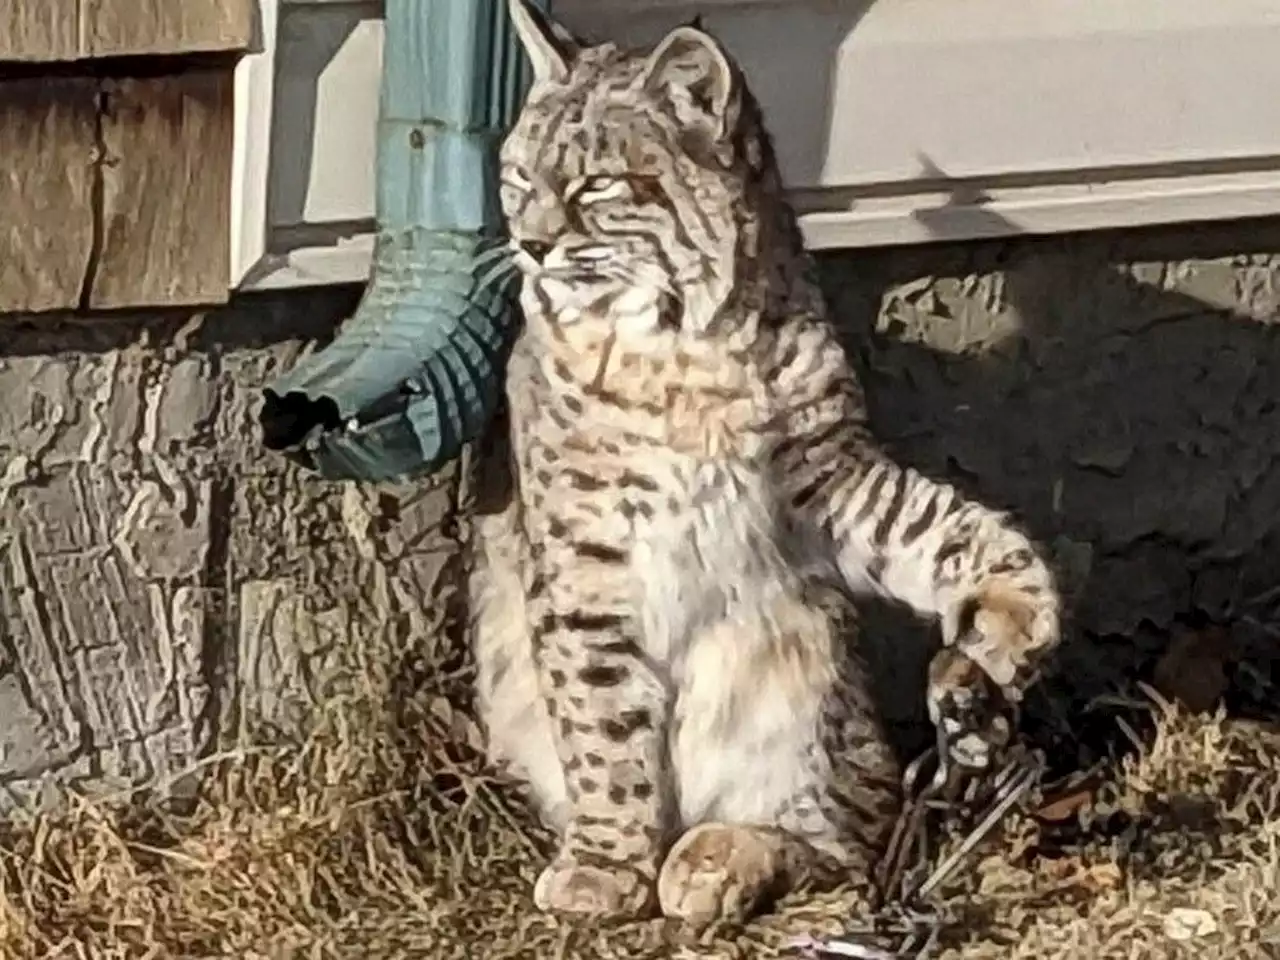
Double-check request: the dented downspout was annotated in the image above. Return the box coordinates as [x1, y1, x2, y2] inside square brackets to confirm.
[259, 0, 544, 482]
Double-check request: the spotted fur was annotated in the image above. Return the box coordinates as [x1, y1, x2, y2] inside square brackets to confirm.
[468, 0, 1062, 926]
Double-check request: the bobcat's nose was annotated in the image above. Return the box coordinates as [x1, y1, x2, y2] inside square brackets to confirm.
[519, 239, 554, 264]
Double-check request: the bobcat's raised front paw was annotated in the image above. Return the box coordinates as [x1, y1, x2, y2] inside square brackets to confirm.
[533, 857, 657, 920]
[949, 580, 1059, 697]
[926, 645, 1011, 774]
[657, 823, 794, 929]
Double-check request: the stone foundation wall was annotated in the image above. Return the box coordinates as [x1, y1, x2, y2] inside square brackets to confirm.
[3, 217, 1279, 803]
[822, 220, 1280, 639]
[0, 290, 463, 809]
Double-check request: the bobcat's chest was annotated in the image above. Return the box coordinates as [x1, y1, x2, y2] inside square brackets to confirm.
[508, 321, 794, 642]
[525, 321, 776, 462]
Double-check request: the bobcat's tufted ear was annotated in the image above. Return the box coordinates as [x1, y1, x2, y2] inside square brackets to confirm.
[639, 25, 740, 141]
[508, 0, 580, 85]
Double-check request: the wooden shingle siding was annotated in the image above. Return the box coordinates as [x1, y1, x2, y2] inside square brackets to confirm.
[0, 1, 79, 62]
[0, 69, 236, 314]
[0, 0, 255, 61]
[0, 0, 247, 312]
[0, 79, 97, 313]
[90, 71, 235, 309]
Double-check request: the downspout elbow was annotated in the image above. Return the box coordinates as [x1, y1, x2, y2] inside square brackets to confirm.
[259, 0, 539, 483]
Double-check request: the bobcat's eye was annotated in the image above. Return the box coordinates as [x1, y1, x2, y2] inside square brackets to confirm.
[573, 177, 632, 205]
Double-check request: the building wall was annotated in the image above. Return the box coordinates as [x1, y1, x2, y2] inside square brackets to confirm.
[0, 288, 465, 808]
[822, 220, 1280, 639]
[2, 218, 1279, 803]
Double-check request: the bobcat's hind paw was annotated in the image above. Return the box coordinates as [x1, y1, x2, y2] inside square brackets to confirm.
[534, 857, 657, 920]
[658, 822, 801, 929]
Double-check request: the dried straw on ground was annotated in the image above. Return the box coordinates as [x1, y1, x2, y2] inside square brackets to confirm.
[1, 619, 1277, 959]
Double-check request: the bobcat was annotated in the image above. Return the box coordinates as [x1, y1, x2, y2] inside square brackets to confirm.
[468, 0, 1061, 927]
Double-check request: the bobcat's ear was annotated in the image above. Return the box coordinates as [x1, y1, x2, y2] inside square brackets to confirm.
[508, 0, 580, 85]
[639, 24, 740, 141]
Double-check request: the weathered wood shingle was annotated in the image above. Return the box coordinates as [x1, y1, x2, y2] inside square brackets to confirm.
[91, 71, 235, 309]
[0, 79, 97, 313]
[0, 0, 254, 61]
[0, 67, 236, 314]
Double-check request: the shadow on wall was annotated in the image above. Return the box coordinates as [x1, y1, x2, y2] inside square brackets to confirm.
[265, 1, 381, 255]
[719, 0, 878, 189]
[818, 186, 1280, 757]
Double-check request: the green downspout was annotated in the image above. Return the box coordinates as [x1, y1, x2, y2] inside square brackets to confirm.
[259, 0, 545, 482]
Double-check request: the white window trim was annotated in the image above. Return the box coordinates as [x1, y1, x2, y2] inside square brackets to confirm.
[231, 0, 1280, 291]
[230, 0, 278, 290]
[230, 0, 378, 291]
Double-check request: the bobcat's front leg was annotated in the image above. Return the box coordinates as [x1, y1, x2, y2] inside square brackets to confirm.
[530, 535, 673, 920]
[808, 456, 1061, 765]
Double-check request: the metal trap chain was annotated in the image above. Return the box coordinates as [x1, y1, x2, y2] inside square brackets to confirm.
[788, 730, 1047, 960]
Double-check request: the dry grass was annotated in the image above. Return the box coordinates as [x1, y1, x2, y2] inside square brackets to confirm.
[1, 642, 1277, 960]
[931, 692, 1280, 960]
